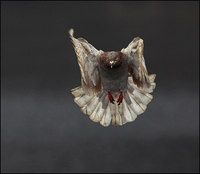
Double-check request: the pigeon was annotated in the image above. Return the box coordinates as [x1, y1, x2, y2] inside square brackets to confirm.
[69, 29, 156, 127]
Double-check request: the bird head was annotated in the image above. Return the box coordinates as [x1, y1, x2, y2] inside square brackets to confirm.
[100, 51, 124, 70]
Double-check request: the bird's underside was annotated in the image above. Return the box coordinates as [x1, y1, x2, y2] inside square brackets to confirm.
[69, 28, 156, 127]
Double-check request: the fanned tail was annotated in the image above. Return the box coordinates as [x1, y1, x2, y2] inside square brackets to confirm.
[71, 87, 111, 126]
[71, 74, 156, 127]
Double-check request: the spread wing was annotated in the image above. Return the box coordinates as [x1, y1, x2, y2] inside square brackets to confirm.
[121, 37, 151, 88]
[69, 29, 104, 95]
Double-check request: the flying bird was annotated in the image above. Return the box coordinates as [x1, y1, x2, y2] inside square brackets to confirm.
[69, 29, 156, 127]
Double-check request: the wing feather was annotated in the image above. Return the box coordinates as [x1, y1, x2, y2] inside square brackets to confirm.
[121, 37, 152, 88]
[69, 29, 103, 94]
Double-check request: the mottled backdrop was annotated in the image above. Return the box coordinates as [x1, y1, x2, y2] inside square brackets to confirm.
[1, 1, 199, 173]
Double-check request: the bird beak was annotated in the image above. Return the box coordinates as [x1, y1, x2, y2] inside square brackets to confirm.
[110, 60, 114, 68]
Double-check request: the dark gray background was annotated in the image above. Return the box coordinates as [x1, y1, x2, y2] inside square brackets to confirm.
[1, 1, 199, 173]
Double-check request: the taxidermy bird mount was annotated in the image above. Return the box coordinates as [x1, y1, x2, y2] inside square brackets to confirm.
[69, 28, 156, 127]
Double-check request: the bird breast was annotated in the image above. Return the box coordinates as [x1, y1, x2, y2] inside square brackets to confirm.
[98, 51, 128, 92]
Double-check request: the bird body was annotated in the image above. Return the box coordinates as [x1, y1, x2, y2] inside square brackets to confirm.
[69, 29, 156, 127]
[99, 51, 128, 93]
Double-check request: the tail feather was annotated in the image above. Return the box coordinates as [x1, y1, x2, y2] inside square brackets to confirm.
[100, 105, 112, 127]
[127, 104, 137, 121]
[81, 105, 87, 114]
[90, 102, 103, 122]
[71, 74, 156, 127]
[122, 99, 134, 122]
[71, 86, 84, 97]
[129, 91, 147, 111]
[91, 102, 105, 122]
[86, 96, 99, 115]
[133, 89, 153, 104]
[128, 90, 145, 115]
[111, 102, 123, 126]
[74, 94, 93, 107]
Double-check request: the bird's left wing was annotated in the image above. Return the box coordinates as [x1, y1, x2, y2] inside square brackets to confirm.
[69, 29, 104, 95]
[121, 37, 154, 88]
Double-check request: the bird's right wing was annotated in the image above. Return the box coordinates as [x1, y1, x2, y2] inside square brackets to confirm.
[69, 29, 104, 95]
